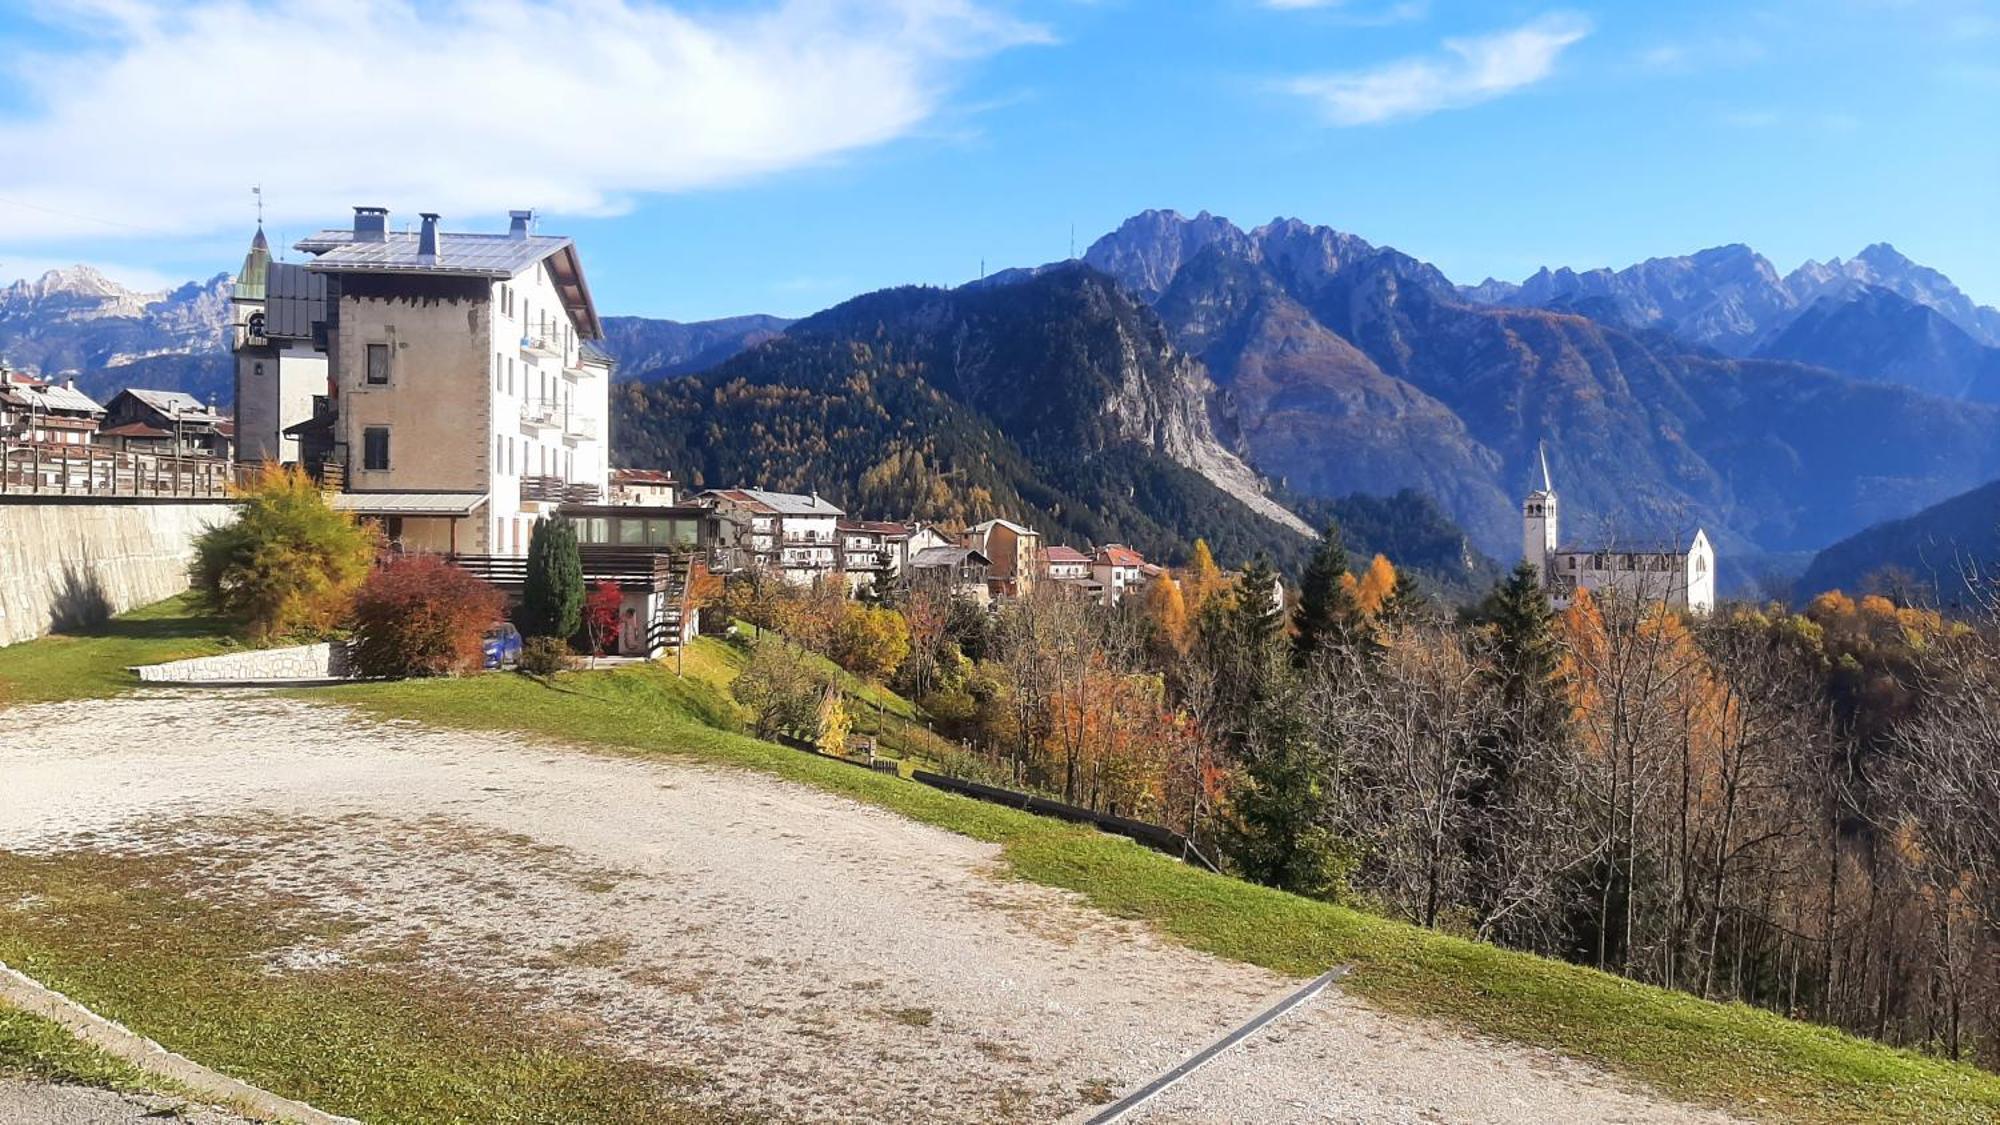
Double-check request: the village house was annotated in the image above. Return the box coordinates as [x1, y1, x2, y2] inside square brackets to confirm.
[256, 206, 612, 556]
[0, 372, 103, 446]
[608, 468, 678, 507]
[100, 389, 232, 459]
[837, 519, 912, 594]
[1524, 448, 1716, 615]
[1090, 544, 1147, 605]
[910, 545, 992, 606]
[701, 488, 844, 585]
[1042, 544, 1091, 581]
[230, 227, 328, 465]
[961, 518, 1042, 600]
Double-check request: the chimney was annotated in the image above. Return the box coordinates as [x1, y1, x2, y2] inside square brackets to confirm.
[508, 210, 533, 240]
[418, 212, 440, 260]
[353, 206, 388, 243]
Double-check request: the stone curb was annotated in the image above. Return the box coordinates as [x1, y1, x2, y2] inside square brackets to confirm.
[0, 960, 358, 1125]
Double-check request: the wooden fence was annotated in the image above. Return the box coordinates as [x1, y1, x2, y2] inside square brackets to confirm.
[0, 439, 248, 498]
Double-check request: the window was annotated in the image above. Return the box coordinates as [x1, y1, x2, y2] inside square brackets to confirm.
[366, 343, 390, 385]
[507, 357, 515, 396]
[253, 361, 265, 379]
[618, 519, 646, 546]
[506, 437, 515, 476]
[494, 352, 502, 392]
[363, 426, 390, 471]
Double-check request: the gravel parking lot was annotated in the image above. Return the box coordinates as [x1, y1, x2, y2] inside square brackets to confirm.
[0, 691, 1736, 1123]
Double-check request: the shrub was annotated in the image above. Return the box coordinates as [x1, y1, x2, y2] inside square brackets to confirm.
[520, 516, 583, 640]
[192, 465, 375, 641]
[730, 639, 830, 740]
[582, 581, 623, 657]
[828, 603, 912, 681]
[350, 554, 505, 678]
[518, 635, 576, 678]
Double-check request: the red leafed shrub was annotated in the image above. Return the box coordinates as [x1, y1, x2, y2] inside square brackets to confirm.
[583, 580, 623, 656]
[351, 554, 506, 678]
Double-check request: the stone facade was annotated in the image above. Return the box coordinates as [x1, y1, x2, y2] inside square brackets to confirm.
[0, 498, 236, 647]
[133, 642, 352, 684]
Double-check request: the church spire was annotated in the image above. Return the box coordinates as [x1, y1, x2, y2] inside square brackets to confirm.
[1539, 441, 1553, 493]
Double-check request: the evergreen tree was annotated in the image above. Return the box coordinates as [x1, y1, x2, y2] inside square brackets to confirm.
[1379, 567, 1428, 625]
[1294, 523, 1371, 665]
[1220, 679, 1354, 901]
[1467, 560, 1568, 931]
[521, 516, 584, 642]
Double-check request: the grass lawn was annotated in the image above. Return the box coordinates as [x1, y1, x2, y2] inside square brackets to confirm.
[0, 593, 231, 708]
[0, 847, 738, 1125]
[0, 1001, 158, 1092]
[6, 596, 2000, 1122]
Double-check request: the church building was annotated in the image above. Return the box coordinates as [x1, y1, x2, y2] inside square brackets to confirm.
[1524, 448, 1716, 615]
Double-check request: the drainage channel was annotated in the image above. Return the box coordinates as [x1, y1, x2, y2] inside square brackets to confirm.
[1082, 965, 1351, 1124]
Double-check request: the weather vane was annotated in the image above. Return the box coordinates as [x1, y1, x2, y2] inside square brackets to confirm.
[253, 183, 263, 226]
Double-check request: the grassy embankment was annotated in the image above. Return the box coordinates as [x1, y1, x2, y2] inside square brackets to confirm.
[4, 597, 2000, 1123]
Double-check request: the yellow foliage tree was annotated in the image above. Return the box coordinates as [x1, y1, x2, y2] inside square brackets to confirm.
[1183, 539, 1223, 615]
[1355, 554, 1397, 615]
[1143, 572, 1190, 658]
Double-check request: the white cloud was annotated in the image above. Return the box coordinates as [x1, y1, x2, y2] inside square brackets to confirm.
[1260, 0, 1429, 23]
[1283, 12, 1591, 125]
[0, 0, 1046, 242]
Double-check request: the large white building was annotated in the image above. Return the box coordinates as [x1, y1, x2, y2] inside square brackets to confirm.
[1524, 449, 1715, 615]
[233, 207, 611, 555]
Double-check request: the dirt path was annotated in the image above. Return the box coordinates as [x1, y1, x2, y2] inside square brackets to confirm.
[0, 691, 1739, 1124]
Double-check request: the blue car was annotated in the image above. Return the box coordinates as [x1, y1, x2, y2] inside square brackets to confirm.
[482, 622, 523, 669]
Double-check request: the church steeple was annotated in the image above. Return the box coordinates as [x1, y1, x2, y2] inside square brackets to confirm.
[234, 224, 270, 303]
[1523, 442, 1559, 582]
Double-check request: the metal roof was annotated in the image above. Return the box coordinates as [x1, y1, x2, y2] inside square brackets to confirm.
[297, 228, 602, 339]
[912, 546, 990, 569]
[297, 229, 565, 275]
[332, 491, 489, 517]
[120, 388, 217, 418]
[1, 381, 103, 415]
[704, 487, 844, 518]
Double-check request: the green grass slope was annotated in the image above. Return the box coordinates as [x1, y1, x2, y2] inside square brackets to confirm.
[4, 597, 1999, 1122]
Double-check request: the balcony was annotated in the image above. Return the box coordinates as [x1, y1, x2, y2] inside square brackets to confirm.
[520, 325, 569, 359]
[521, 475, 603, 505]
[521, 399, 562, 431]
[563, 414, 599, 443]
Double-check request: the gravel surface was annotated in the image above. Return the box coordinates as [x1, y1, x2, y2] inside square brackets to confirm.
[1, 691, 1739, 1124]
[0, 1078, 254, 1124]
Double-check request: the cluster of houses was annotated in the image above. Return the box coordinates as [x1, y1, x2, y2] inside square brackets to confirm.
[0, 373, 234, 460]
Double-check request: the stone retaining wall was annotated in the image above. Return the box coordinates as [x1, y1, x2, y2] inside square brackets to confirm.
[0, 497, 238, 647]
[134, 642, 351, 684]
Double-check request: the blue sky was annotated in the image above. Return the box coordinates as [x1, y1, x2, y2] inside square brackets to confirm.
[1, 0, 1995, 321]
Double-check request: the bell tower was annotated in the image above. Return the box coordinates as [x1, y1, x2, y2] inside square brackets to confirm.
[1522, 443, 1558, 583]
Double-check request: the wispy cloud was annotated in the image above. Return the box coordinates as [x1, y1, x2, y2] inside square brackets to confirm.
[1282, 12, 1592, 125]
[0, 0, 1047, 243]
[1636, 34, 1765, 74]
[1260, 0, 1429, 24]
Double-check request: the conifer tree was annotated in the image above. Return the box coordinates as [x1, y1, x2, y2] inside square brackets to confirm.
[521, 516, 584, 642]
[1220, 681, 1353, 901]
[1380, 566, 1428, 624]
[1294, 523, 1371, 664]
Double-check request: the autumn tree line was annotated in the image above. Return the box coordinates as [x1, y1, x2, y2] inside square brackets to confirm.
[726, 522, 2000, 1070]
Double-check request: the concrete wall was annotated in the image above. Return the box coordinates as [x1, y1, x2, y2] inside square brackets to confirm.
[0, 497, 236, 648]
[133, 642, 350, 684]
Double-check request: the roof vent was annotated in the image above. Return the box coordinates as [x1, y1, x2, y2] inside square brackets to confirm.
[508, 210, 533, 240]
[418, 212, 440, 260]
[353, 206, 388, 243]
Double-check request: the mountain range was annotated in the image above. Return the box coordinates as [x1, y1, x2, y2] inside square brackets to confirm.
[0, 267, 233, 404]
[9, 213, 2000, 598]
[1801, 476, 2000, 607]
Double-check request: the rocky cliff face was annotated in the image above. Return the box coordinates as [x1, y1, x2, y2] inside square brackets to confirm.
[1065, 210, 2000, 572]
[0, 267, 233, 402]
